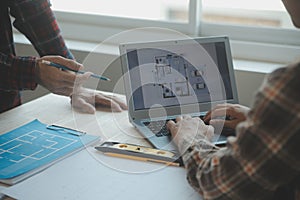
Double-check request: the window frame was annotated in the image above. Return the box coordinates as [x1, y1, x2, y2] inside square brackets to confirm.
[51, 0, 300, 64]
[53, 0, 200, 41]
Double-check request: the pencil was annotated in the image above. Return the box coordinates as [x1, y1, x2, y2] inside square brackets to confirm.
[41, 60, 111, 81]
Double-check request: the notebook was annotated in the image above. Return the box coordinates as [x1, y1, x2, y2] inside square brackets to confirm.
[0, 119, 100, 185]
[119, 36, 238, 151]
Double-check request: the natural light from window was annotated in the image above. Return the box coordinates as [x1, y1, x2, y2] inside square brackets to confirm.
[51, 0, 189, 22]
[202, 0, 294, 28]
[51, 0, 294, 29]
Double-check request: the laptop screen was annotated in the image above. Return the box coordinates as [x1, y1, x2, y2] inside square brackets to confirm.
[122, 38, 236, 112]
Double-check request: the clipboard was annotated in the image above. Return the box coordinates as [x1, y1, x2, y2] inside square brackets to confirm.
[95, 142, 183, 167]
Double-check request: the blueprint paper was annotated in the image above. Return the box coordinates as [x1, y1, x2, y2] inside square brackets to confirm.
[0, 119, 99, 183]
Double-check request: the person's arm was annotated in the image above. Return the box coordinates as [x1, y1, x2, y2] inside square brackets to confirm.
[0, 53, 37, 91]
[168, 63, 300, 199]
[0, 0, 74, 92]
[9, 0, 74, 59]
[0, 0, 76, 93]
[0, 53, 82, 96]
[7, 0, 127, 113]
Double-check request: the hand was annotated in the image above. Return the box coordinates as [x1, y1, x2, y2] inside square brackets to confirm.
[70, 87, 128, 114]
[203, 103, 249, 129]
[36, 56, 81, 96]
[167, 115, 214, 152]
[36, 56, 128, 114]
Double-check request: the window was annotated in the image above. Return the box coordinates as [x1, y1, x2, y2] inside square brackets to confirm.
[199, 0, 300, 63]
[201, 0, 294, 29]
[50, 0, 300, 63]
[51, 0, 189, 22]
[50, 0, 196, 45]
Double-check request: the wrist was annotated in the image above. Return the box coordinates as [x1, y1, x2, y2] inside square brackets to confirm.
[34, 59, 42, 85]
[12, 56, 38, 90]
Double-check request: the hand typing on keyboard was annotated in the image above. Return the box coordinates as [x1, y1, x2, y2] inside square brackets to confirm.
[203, 103, 250, 130]
[167, 115, 214, 152]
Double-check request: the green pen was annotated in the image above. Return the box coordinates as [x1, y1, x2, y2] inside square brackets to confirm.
[41, 60, 111, 81]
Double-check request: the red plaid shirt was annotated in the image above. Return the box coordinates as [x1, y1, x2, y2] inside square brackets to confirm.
[0, 0, 73, 113]
[179, 62, 300, 199]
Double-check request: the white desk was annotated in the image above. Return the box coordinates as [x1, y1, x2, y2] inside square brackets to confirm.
[0, 94, 200, 200]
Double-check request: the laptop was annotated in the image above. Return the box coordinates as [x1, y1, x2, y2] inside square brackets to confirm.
[119, 36, 239, 152]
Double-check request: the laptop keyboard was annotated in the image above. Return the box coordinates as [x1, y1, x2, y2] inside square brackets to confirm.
[143, 116, 206, 137]
[143, 116, 236, 138]
[143, 120, 173, 137]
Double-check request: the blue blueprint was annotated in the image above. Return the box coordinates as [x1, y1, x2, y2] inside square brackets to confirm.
[0, 119, 99, 180]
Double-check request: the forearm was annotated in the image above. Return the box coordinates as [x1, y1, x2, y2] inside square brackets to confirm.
[181, 108, 293, 200]
[0, 53, 37, 91]
[181, 135, 274, 200]
[9, 0, 74, 59]
[181, 64, 300, 199]
[182, 124, 300, 200]
[181, 141, 219, 195]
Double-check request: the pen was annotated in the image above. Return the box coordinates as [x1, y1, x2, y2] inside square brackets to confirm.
[41, 60, 111, 81]
[102, 152, 181, 167]
[46, 124, 86, 136]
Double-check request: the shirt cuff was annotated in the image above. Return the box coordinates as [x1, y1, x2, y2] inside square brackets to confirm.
[12, 56, 38, 90]
[179, 138, 219, 165]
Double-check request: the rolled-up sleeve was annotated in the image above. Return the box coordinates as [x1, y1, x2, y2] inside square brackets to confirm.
[0, 53, 37, 91]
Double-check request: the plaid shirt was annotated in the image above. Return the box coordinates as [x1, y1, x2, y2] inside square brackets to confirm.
[179, 62, 300, 200]
[0, 0, 73, 113]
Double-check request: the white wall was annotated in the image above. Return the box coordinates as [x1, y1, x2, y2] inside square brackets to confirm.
[234, 70, 266, 107]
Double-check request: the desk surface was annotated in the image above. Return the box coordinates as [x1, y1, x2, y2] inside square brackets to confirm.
[0, 94, 200, 200]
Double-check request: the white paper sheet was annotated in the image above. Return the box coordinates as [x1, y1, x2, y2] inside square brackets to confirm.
[0, 186, 6, 199]
[3, 147, 201, 200]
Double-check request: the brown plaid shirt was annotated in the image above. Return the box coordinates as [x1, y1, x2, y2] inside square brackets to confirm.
[179, 62, 300, 200]
[0, 0, 73, 113]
